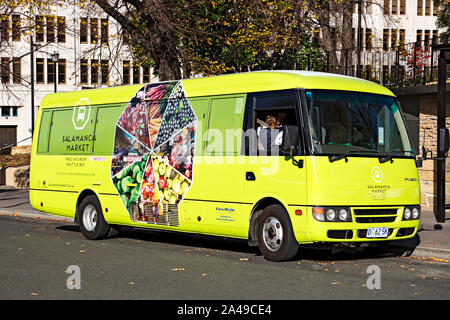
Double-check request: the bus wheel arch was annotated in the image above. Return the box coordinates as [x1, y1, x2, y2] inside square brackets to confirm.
[259, 204, 298, 261]
[75, 189, 111, 240]
[248, 197, 288, 244]
[75, 189, 98, 223]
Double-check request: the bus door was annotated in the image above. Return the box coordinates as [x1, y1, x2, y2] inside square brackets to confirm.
[242, 90, 307, 219]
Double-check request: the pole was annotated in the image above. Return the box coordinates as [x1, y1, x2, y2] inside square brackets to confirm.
[30, 36, 35, 137]
[435, 48, 447, 223]
[356, 0, 362, 78]
[54, 59, 57, 93]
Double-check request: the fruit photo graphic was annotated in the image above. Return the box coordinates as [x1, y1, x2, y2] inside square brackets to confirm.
[153, 123, 195, 180]
[111, 126, 150, 176]
[117, 97, 150, 147]
[154, 82, 197, 148]
[112, 154, 149, 215]
[110, 81, 197, 225]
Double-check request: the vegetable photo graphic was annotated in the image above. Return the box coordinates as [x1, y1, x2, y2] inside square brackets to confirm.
[110, 81, 196, 225]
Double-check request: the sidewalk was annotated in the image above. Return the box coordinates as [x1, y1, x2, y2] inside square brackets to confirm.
[0, 186, 448, 260]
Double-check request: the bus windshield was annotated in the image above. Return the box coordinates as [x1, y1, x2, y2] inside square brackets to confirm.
[305, 90, 414, 159]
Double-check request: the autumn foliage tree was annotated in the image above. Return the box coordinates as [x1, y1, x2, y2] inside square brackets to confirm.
[94, 0, 324, 80]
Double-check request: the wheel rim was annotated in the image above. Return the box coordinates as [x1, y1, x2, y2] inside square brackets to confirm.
[263, 217, 283, 252]
[83, 204, 97, 232]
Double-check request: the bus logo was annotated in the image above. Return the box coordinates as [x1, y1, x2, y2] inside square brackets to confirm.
[371, 167, 383, 183]
[73, 98, 91, 130]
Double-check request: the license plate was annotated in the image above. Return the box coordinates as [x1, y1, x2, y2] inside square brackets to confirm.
[366, 227, 389, 238]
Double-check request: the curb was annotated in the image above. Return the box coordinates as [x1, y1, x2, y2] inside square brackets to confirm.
[0, 209, 74, 223]
[410, 246, 450, 261]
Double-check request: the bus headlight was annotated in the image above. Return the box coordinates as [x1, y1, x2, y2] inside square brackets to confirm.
[403, 208, 411, 220]
[326, 208, 336, 221]
[402, 206, 420, 220]
[312, 207, 351, 222]
[412, 207, 419, 219]
[338, 208, 349, 221]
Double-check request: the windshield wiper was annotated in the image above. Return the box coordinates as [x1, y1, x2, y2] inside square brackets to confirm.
[328, 150, 379, 163]
[379, 150, 415, 163]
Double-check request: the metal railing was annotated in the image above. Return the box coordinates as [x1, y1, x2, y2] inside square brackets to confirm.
[306, 37, 449, 88]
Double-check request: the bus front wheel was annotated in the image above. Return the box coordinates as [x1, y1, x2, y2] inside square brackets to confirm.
[257, 204, 299, 262]
[78, 195, 110, 240]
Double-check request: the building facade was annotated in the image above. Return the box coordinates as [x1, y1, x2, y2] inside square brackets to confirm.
[0, 2, 156, 150]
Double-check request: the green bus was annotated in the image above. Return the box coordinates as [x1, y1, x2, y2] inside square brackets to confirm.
[30, 71, 421, 261]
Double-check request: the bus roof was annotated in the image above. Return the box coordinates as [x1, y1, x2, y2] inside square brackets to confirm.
[39, 71, 395, 108]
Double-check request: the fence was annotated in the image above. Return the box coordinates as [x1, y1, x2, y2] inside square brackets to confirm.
[303, 37, 449, 89]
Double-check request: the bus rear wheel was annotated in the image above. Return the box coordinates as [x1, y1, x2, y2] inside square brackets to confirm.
[78, 195, 110, 240]
[257, 204, 299, 262]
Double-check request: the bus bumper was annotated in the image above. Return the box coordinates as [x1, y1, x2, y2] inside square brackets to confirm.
[290, 206, 420, 244]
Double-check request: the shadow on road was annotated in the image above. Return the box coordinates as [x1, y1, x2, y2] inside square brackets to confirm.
[56, 223, 418, 262]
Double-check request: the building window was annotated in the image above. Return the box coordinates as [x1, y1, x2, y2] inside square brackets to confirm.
[383, 29, 389, 51]
[12, 57, 21, 84]
[425, 0, 431, 15]
[1, 106, 10, 117]
[432, 30, 439, 44]
[417, 0, 423, 15]
[143, 66, 150, 83]
[416, 30, 423, 43]
[12, 15, 21, 41]
[424, 30, 430, 46]
[391, 0, 398, 14]
[399, 0, 406, 15]
[36, 58, 45, 83]
[80, 59, 88, 84]
[91, 59, 99, 84]
[133, 64, 140, 84]
[0, 106, 17, 117]
[391, 29, 398, 47]
[384, 0, 390, 14]
[123, 60, 130, 84]
[0, 19, 9, 42]
[80, 18, 88, 43]
[57, 17, 66, 43]
[36, 16, 44, 42]
[90, 18, 98, 44]
[46, 16, 55, 43]
[399, 29, 406, 48]
[47, 59, 55, 83]
[433, 1, 438, 16]
[365, 29, 372, 50]
[101, 19, 108, 44]
[58, 59, 66, 84]
[1, 58, 9, 83]
[101, 60, 109, 84]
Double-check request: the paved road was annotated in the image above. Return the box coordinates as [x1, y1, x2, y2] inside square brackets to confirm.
[0, 215, 449, 300]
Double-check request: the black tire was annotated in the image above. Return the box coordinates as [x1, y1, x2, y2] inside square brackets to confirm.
[78, 195, 110, 240]
[256, 204, 299, 262]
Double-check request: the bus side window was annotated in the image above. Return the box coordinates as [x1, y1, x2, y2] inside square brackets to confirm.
[48, 107, 97, 154]
[252, 93, 301, 156]
[205, 96, 245, 156]
[37, 111, 52, 153]
[93, 105, 126, 155]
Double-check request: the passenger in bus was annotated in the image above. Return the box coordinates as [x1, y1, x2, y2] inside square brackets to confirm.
[326, 121, 350, 145]
[257, 114, 283, 155]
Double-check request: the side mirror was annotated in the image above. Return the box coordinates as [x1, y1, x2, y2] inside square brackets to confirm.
[438, 128, 449, 154]
[281, 125, 299, 155]
[415, 157, 423, 168]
